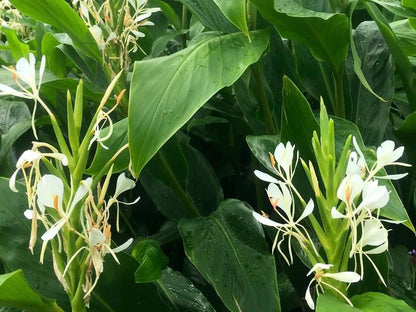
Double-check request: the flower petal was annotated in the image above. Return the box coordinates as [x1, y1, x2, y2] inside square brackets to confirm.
[89, 228, 106, 247]
[298, 199, 314, 222]
[41, 218, 67, 241]
[252, 211, 283, 227]
[254, 170, 279, 183]
[112, 238, 133, 253]
[324, 271, 361, 283]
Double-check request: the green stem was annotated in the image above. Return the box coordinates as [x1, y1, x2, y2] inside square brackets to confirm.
[181, 5, 188, 49]
[251, 63, 277, 134]
[70, 263, 87, 312]
[333, 67, 346, 118]
[157, 151, 200, 217]
[318, 62, 336, 114]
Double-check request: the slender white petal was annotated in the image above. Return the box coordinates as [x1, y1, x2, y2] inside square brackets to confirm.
[41, 218, 67, 241]
[307, 263, 332, 276]
[305, 279, 315, 310]
[16, 150, 41, 168]
[376, 173, 408, 180]
[24, 209, 34, 219]
[69, 177, 92, 213]
[324, 271, 361, 283]
[252, 211, 283, 227]
[112, 238, 133, 253]
[114, 173, 136, 197]
[254, 170, 279, 183]
[9, 169, 19, 192]
[298, 199, 314, 222]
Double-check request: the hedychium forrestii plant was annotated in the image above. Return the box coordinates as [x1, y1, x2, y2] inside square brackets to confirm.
[0, 53, 138, 311]
[252, 101, 412, 310]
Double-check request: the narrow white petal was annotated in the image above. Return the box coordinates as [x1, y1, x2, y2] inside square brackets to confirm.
[307, 263, 332, 276]
[298, 199, 314, 222]
[41, 218, 67, 241]
[112, 238, 133, 253]
[254, 170, 279, 183]
[9, 169, 19, 192]
[324, 271, 361, 283]
[252, 211, 283, 227]
[305, 279, 315, 310]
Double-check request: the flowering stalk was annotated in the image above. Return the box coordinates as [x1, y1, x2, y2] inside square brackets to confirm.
[251, 100, 412, 309]
[2, 54, 138, 310]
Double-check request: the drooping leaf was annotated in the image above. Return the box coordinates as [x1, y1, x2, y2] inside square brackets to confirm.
[0, 100, 31, 172]
[9, 0, 100, 60]
[212, 0, 249, 37]
[365, 2, 416, 111]
[391, 20, 416, 57]
[128, 30, 269, 176]
[155, 267, 215, 312]
[246, 135, 280, 173]
[0, 270, 63, 312]
[177, 0, 238, 33]
[251, 0, 349, 68]
[131, 239, 169, 283]
[346, 21, 394, 145]
[1, 28, 29, 61]
[178, 199, 280, 312]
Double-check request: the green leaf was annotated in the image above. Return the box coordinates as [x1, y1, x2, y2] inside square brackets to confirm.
[131, 239, 169, 283]
[155, 267, 215, 312]
[128, 29, 269, 176]
[0, 100, 31, 171]
[347, 21, 394, 145]
[395, 111, 416, 163]
[351, 292, 416, 311]
[251, 0, 349, 68]
[391, 20, 416, 57]
[178, 199, 280, 312]
[388, 245, 416, 309]
[370, 0, 416, 19]
[86, 118, 129, 175]
[9, 0, 100, 60]
[281, 76, 319, 162]
[41, 33, 68, 78]
[0, 178, 70, 309]
[212, 0, 249, 37]
[316, 293, 362, 311]
[0, 270, 63, 312]
[177, 0, 238, 33]
[246, 135, 280, 173]
[365, 2, 416, 111]
[1, 28, 29, 61]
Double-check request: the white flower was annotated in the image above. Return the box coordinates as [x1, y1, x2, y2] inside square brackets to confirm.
[252, 189, 315, 264]
[350, 218, 388, 284]
[346, 151, 366, 177]
[305, 263, 360, 310]
[106, 173, 140, 231]
[336, 174, 364, 206]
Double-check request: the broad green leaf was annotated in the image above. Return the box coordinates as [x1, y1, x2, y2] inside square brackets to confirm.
[155, 267, 215, 312]
[403, 0, 416, 29]
[365, 2, 416, 111]
[388, 245, 416, 309]
[131, 240, 169, 283]
[177, 0, 238, 33]
[246, 135, 280, 173]
[178, 199, 280, 312]
[140, 139, 223, 219]
[0, 270, 63, 312]
[347, 21, 394, 145]
[391, 20, 416, 57]
[281, 76, 319, 162]
[41, 33, 68, 78]
[351, 292, 416, 311]
[128, 30, 269, 176]
[0, 100, 31, 172]
[86, 118, 130, 175]
[1, 28, 29, 61]
[371, 0, 416, 19]
[316, 293, 362, 311]
[395, 111, 416, 163]
[212, 0, 249, 37]
[0, 178, 70, 309]
[251, 0, 349, 68]
[9, 0, 100, 60]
